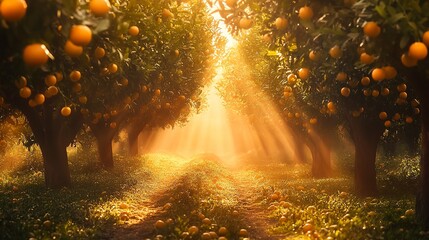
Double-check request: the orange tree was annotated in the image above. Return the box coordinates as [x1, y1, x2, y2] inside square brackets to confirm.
[216, 0, 429, 226]
[216, 0, 420, 196]
[0, 0, 215, 187]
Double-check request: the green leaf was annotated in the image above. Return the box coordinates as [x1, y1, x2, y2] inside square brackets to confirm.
[93, 19, 111, 34]
[375, 3, 387, 18]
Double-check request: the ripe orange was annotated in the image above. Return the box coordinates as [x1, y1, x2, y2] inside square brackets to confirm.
[336, 72, 347, 81]
[69, 70, 81, 82]
[202, 218, 211, 225]
[34, 94, 45, 105]
[0, 0, 27, 22]
[154, 220, 165, 229]
[78, 96, 88, 104]
[23, 43, 50, 67]
[239, 18, 253, 29]
[64, 40, 83, 58]
[327, 101, 335, 111]
[381, 87, 390, 96]
[239, 229, 248, 237]
[379, 111, 387, 120]
[44, 74, 57, 86]
[405, 116, 413, 124]
[61, 107, 72, 117]
[120, 78, 129, 86]
[383, 66, 397, 79]
[298, 68, 310, 80]
[371, 68, 385, 81]
[309, 50, 320, 61]
[363, 21, 381, 38]
[275, 17, 288, 30]
[109, 122, 117, 128]
[309, 118, 318, 124]
[423, 31, 429, 46]
[154, 89, 161, 96]
[28, 99, 37, 107]
[162, 8, 174, 18]
[188, 226, 199, 235]
[360, 53, 375, 64]
[89, 0, 110, 17]
[19, 87, 31, 98]
[298, 6, 313, 21]
[262, 33, 272, 43]
[360, 76, 370, 86]
[401, 53, 417, 67]
[46, 86, 58, 96]
[128, 26, 139, 36]
[302, 223, 314, 233]
[341, 87, 350, 97]
[69, 25, 92, 46]
[384, 120, 391, 128]
[372, 89, 380, 97]
[329, 45, 342, 58]
[393, 113, 400, 121]
[55, 72, 63, 81]
[94, 47, 106, 59]
[72, 83, 82, 93]
[15, 76, 27, 88]
[218, 227, 228, 236]
[397, 83, 407, 92]
[399, 91, 407, 100]
[408, 42, 428, 60]
[363, 89, 371, 96]
[108, 63, 118, 73]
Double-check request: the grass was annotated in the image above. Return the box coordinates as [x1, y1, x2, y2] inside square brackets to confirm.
[0, 147, 426, 240]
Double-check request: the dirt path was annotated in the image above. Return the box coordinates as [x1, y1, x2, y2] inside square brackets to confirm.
[106, 155, 286, 240]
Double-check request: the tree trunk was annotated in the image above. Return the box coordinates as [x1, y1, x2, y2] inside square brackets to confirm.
[289, 127, 308, 163]
[128, 128, 140, 156]
[18, 104, 83, 188]
[91, 125, 116, 169]
[307, 130, 332, 178]
[348, 116, 383, 197]
[417, 99, 429, 229]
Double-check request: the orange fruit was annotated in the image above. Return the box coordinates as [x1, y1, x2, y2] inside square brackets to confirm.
[108, 63, 118, 73]
[371, 68, 385, 81]
[360, 53, 375, 64]
[379, 112, 387, 120]
[89, 0, 110, 16]
[28, 99, 37, 107]
[341, 87, 350, 97]
[423, 31, 429, 46]
[154, 220, 166, 229]
[336, 72, 347, 81]
[384, 120, 391, 128]
[327, 101, 335, 111]
[372, 89, 380, 97]
[34, 94, 45, 105]
[188, 226, 199, 235]
[64, 40, 83, 58]
[23, 43, 50, 67]
[162, 8, 174, 18]
[55, 72, 63, 81]
[399, 91, 407, 99]
[363, 89, 371, 96]
[46, 86, 58, 96]
[202, 218, 211, 225]
[381, 87, 390, 96]
[0, 0, 27, 22]
[44, 74, 57, 86]
[298, 68, 310, 80]
[154, 89, 161, 96]
[401, 53, 417, 67]
[363, 21, 381, 38]
[329, 45, 342, 58]
[408, 42, 428, 60]
[94, 47, 106, 59]
[72, 83, 82, 93]
[309, 118, 318, 124]
[397, 83, 407, 92]
[298, 6, 313, 21]
[120, 78, 129, 86]
[15, 76, 27, 88]
[360, 76, 370, 86]
[218, 227, 228, 236]
[302, 223, 314, 233]
[309, 50, 320, 61]
[69, 25, 92, 46]
[382, 66, 397, 79]
[128, 26, 139, 36]
[393, 113, 400, 121]
[239, 18, 253, 29]
[405, 116, 413, 124]
[69, 70, 81, 82]
[78, 95, 88, 104]
[275, 17, 288, 30]
[61, 106, 72, 117]
[19, 87, 31, 98]
[239, 229, 248, 237]
[109, 122, 117, 128]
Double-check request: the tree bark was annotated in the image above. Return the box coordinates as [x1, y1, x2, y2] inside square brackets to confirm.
[417, 99, 429, 229]
[348, 116, 384, 197]
[91, 125, 116, 169]
[128, 128, 140, 156]
[19, 104, 83, 188]
[307, 129, 332, 178]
